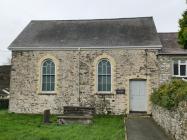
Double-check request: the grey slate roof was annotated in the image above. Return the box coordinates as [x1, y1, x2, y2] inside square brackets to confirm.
[159, 33, 187, 54]
[8, 17, 162, 50]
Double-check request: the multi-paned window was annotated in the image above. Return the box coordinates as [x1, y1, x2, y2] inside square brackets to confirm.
[173, 60, 187, 77]
[98, 59, 111, 92]
[42, 59, 55, 92]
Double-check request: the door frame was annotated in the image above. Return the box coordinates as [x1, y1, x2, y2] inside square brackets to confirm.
[129, 79, 147, 112]
[126, 75, 152, 114]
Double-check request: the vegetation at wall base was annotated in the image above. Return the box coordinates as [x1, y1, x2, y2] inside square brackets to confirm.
[0, 110, 125, 140]
[178, 10, 187, 49]
[0, 99, 9, 109]
[151, 79, 187, 110]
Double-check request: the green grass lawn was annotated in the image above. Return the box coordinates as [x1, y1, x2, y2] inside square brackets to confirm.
[0, 110, 125, 140]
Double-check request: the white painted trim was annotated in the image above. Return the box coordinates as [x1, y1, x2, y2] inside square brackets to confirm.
[172, 60, 187, 77]
[9, 45, 162, 51]
[2, 89, 9, 94]
[182, 78, 187, 81]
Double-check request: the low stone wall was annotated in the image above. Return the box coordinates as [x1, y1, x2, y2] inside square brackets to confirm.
[152, 102, 187, 140]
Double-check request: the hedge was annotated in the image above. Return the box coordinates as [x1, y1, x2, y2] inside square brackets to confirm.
[151, 79, 187, 110]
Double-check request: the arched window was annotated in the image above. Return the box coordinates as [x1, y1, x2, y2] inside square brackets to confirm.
[42, 59, 55, 91]
[98, 59, 111, 92]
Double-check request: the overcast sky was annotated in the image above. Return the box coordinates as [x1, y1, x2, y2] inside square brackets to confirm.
[0, 0, 186, 65]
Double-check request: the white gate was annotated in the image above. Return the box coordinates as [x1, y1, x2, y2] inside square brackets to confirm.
[130, 80, 147, 112]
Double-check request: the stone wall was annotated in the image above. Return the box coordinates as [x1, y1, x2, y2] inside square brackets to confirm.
[152, 102, 187, 140]
[158, 55, 187, 84]
[9, 49, 159, 114]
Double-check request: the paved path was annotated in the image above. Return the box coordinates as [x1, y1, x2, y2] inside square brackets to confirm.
[126, 117, 172, 140]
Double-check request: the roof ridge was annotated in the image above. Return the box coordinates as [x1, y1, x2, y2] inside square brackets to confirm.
[158, 32, 178, 34]
[31, 16, 153, 22]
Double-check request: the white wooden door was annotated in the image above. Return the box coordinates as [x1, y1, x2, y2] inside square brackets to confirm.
[130, 80, 147, 112]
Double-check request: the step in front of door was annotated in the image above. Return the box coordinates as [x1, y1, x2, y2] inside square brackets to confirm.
[127, 111, 151, 118]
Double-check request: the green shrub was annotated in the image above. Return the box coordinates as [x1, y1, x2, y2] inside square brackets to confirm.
[151, 79, 187, 110]
[178, 10, 187, 48]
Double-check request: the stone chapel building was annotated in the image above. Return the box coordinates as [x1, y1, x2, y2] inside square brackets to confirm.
[8, 17, 187, 114]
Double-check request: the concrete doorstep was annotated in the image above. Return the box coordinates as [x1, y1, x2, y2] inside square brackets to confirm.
[125, 117, 172, 140]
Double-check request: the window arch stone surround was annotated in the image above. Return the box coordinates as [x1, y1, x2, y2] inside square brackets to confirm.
[93, 53, 116, 94]
[36, 54, 60, 95]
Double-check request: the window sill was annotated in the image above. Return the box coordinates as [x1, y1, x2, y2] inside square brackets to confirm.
[95, 92, 114, 95]
[172, 76, 187, 78]
[38, 92, 57, 95]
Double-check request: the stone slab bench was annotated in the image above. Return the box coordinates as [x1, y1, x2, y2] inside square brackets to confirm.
[63, 106, 95, 116]
[57, 106, 95, 124]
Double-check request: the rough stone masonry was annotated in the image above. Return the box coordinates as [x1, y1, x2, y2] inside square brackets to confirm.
[152, 102, 187, 140]
[9, 49, 159, 114]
